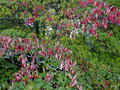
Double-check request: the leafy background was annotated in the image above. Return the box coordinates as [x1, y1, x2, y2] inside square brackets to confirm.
[0, 0, 120, 90]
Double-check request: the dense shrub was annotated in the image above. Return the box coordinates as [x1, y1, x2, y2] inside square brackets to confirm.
[0, 0, 120, 89]
[0, 32, 120, 89]
[0, 58, 18, 90]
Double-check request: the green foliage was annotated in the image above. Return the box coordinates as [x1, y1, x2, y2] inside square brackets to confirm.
[0, 58, 18, 90]
[9, 73, 72, 90]
[60, 36, 92, 59]
[58, 24, 120, 89]
[104, 0, 120, 7]
[0, 29, 120, 89]
[0, 28, 32, 38]
[87, 25, 120, 66]
[0, 0, 120, 89]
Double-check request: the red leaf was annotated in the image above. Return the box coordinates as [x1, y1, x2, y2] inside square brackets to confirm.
[84, 28, 87, 33]
[15, 76, 22, 82]
[70, 80, 77, 88]
[48, 48, 54, 55]
[105, 80, 109, 86]
[29, 18, 34, 24]
[74, 23, 79, 28]
[108, 14, 115, 24]
[29, 64, 36, 71]
[116, 18, 120, 25]
[34, 13, 39, 17]
[80, 1, 88, 8]
[108, 32, 113, 37]
[29, 75, 33, 80]
[34, 74, 39, 79]
[39, 51, 47, 57]
[87, 0, 94, 5]
[110, 6, 118, 12]
[45, 74, 52, 81]
[24, 79, 28, 84]
[104, 23, 109, 29]
[10, 0, 14, 2]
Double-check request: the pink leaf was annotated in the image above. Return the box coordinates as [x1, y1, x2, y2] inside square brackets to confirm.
[110, 6, 118, 12]
[74, 23, 79, 28]
[29, 18, 34, 24]
[79, 1, 88, 8]
[48, 48, 54, 55]
[108, 14, 115, 24]
[70, 80, 77, 88]
[104, 23, 109, 29]
[116, 18, 120, 25]
[34, 74, 39, 79]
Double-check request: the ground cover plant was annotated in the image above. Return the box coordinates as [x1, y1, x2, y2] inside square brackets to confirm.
[0, 0, 120, 90]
